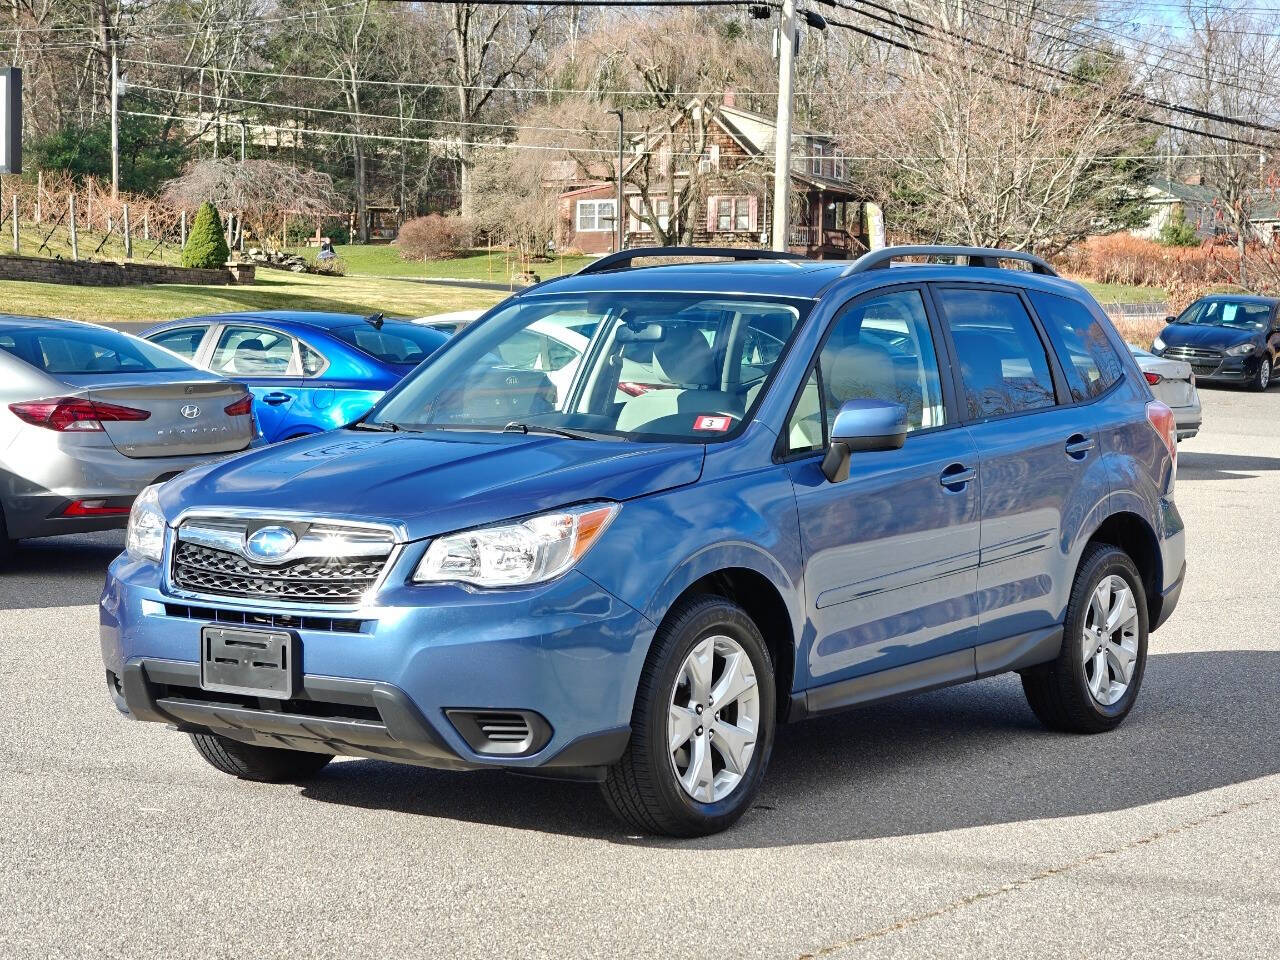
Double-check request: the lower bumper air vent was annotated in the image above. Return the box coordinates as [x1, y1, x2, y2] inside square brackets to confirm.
[446, 709, 552, 757]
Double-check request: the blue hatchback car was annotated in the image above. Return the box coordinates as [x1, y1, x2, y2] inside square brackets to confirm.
[141, 311, 448, 443]
[102, 246, 1185, 836]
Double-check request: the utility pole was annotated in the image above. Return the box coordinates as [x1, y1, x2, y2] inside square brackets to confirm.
[110, 49, 120, 200]
[771, 0, 797, 252]
[610, 109, 625, 252]
[239, 121, 247, 163]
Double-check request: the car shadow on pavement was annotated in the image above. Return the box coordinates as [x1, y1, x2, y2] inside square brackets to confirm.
[0, 532, 122, 610]
[1178, 451, 1280, 481]
[297, 649, 1280, 847]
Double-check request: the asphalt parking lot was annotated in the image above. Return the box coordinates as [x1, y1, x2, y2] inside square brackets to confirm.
[3, 387, 1278, 960]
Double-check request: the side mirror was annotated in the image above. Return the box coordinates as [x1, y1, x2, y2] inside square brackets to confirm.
[821, 399, 908, 483]
[1164, 316, 1175, 325]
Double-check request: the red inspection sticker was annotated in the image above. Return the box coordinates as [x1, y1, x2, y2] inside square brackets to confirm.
[693, 415, 734, 433]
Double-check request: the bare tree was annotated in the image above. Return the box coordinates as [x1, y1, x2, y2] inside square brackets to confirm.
[1180, 5, 1280, 285]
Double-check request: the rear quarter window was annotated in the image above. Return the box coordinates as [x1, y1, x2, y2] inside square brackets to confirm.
[1028, 291, 1126, 402]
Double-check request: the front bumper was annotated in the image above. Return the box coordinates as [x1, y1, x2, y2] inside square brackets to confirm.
[100, 553, 653, 778]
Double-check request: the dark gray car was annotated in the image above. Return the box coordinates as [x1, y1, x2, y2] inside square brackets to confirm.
[0, 316, 253, 556]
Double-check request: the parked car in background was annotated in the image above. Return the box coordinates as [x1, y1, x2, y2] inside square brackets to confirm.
[1129, 345, 1201, 441]
[142, 311, 448, 443]
[103, 246, 1184, 837]
[1151, 294, 1280, 391]
[414, 308, 485, 336]
[0, 316, 251, 559]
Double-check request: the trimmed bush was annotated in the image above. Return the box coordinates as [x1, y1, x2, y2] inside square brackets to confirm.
[397, 214, 473, 261]
[182, 201, 231, 269]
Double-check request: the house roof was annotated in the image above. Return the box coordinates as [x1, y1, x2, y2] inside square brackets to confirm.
[1146, 178, 1216, 205]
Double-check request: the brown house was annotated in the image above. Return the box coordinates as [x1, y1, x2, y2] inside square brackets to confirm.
[556, 104, 878, 258]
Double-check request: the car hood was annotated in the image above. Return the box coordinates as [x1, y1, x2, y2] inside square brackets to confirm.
[1161, 323, 1257, 350]
[157, 429, 705, 541]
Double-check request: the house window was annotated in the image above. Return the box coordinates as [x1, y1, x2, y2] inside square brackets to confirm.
[811, 142, 824, 175]
[576, 199, 616, 233]
[834, 150, 846, 181]
[632, 198, 670, 232]
[715, 197, 752, 232]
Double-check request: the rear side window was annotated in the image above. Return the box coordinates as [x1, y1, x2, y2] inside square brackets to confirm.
[331, 322, 447, 366]
[147, 325, 207, 360]
[1029, 291, 1125, 402]
[0, 326, 191, 374]
[210, 325, 296, 377]
[936, 288, 1057, 419]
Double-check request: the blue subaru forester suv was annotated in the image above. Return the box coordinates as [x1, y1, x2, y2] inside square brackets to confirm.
[101, 246, 1185, 836]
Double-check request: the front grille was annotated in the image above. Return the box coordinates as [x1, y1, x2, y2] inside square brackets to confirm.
[163, 603, 368, 634]
[1164, 345, 1222, 363]
[171, 517, 396, 604]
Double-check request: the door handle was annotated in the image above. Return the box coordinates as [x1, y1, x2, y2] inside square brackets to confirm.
[262, 392, 293, 405]
[940, 463, 976, 490]
[1065, 434, 1096, 459]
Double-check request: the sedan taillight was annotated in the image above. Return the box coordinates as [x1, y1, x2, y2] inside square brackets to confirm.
[9, 396, 151, 432]
[224, 395, 253, 417]
[1144, 371, 1163, 386]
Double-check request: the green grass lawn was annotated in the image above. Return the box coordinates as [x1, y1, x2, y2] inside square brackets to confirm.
[287, 244, 597, 282]
[0, 270, 506, 327]
[1076, 280, 1169, 304]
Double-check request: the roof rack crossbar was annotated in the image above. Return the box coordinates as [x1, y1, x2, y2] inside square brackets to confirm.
[843, 245, 1058, 277]
[576, 246, 807, 275]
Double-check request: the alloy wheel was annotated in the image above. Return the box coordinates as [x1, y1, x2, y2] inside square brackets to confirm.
[1082, 574, 1140, 707]
[667, 634, 761, 803]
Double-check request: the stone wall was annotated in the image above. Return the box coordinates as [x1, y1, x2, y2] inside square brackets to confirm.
[0, 254, 243, 286]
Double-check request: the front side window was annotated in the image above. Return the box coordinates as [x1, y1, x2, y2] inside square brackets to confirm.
[937, 288, 1057, 419]
[1029, 291, 1125, 402]
[576, 199, 616, 232]
[209, 325, 296, 377]
[146, 325, 208, 360]
[372, 293, 807, 442]
[787, 289, 946, 453]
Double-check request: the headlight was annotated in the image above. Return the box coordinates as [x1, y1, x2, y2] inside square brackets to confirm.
[413, 503, 619, 587]
[125, 484, 166, 563]
[1225, 342, 1256, 356]
[1152, 335, 1166, 352]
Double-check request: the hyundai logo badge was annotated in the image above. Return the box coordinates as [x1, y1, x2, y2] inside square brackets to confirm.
[244, 526, 297, 562]
[180, 404, 201, 420]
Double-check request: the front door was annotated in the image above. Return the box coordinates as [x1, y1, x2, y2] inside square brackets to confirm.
[784, 287, 980, 695]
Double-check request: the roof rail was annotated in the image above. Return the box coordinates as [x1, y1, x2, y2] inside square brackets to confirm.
[843, 245, 1058, 277]
[576, 246, 807, 275]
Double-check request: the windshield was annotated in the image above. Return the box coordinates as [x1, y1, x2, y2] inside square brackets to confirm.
[332, 321, 449, 366]
[371, 292, 807, 441]
[0, 326, 195, 374]
[1175, 299, 1272, 330]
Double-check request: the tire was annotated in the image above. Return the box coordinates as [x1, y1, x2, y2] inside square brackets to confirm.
[189, 731, 333, 782]
[1021, 543, 1149, 734]
[602, 594, 776, 837]
[1251, 355, 1273, 392]
[0, 504, 14, 567]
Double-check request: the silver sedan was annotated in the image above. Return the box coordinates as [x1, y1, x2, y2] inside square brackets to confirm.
[0, 316, 253, 556]
[1130, 344, 1202, 441]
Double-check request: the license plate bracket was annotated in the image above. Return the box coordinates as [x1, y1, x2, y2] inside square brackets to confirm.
[200, 625, 296, 699]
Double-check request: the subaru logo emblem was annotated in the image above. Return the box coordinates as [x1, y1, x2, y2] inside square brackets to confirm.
[180, 404, 201, 420]
[244, 526, 297, 562]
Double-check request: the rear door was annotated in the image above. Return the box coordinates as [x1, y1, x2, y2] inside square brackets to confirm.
[785, 286, 981, 695]
[206, 323, 303, 442]
[934, 284, 1108, 649]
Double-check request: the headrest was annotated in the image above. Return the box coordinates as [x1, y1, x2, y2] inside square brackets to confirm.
[654, 324, 716, 387]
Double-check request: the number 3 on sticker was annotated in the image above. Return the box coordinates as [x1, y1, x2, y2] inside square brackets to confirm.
[693, 415, 733, 432]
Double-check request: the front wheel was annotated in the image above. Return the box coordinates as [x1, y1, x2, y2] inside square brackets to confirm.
[1021, 543, 1149, 733]
[190, 732, 333, 782]
[602, 595, 776, 837]
[1251, 355, 1273, 391]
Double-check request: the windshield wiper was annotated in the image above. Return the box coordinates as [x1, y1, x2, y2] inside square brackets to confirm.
[503, 421, 598, 441]
[348, 419, 400, 432]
